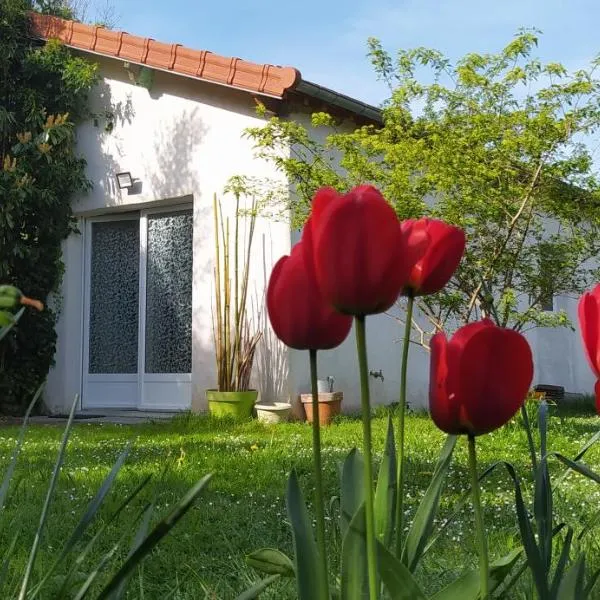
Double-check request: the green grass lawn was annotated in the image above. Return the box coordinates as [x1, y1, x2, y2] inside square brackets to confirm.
[1, 406, 599, 599]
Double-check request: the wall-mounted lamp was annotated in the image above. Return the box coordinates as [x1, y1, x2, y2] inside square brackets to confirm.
[116, 171, 133, 190]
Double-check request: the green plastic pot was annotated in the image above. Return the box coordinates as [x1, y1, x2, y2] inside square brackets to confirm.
[206, 389, 258, 418]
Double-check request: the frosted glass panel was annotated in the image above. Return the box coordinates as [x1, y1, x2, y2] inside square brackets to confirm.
[89, 220, 139, 374]
[144, 210, 193, 374]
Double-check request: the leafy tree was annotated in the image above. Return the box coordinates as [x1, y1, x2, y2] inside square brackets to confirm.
[246, 31, 600, 343]
[0, 0, 97, 411]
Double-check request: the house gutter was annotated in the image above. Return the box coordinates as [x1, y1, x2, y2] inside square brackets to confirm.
[294, 80, 383, 124]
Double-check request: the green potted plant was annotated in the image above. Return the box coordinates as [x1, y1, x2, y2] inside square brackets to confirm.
[207, 189, 261, 418]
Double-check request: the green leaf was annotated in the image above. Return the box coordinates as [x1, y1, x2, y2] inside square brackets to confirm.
[97, 473, 213, 599]
[556, 555, 586, 600]
[552, 453, 600, 485]
[0, 383, 44, 511]
[431, 547, 523, 599]
[535, 402, 553, 573]
[18, 393, 77, 600]
[0, 306, 24, 343]
[28, 443, 134, 598]
[402, 434, 457, 571]
[584, 567, 600, 598]
[247, 548, 295, 577]
[286, 469, 327, 600]
[550, 527, 573, 598]
[501, 462, 549, 598]
[376, 540, 427, 600]
[235, 575, 281, 600]
[374, 415, 397, 548]
[112, 502, 154, 599]
[341, 504, 368, 600]
[341, 449, 365, 539]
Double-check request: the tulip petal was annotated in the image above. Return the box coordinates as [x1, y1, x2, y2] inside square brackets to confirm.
[429, 332, 464, 434]
[267, 242, 352, 350]
[457, 326, 533, 435]
[310, 185, 406, 315]
[578, 285, 600, 378]
[417, 223, 466, 295]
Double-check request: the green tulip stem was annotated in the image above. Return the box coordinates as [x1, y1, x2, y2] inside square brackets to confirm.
[355, 316, 379, 600]
[309, 349, 330, 600]
[395, 291, 414, 558]
[468, 434, 489, 599]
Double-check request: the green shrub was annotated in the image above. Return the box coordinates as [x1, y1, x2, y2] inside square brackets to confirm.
[0, 0, 97, 412]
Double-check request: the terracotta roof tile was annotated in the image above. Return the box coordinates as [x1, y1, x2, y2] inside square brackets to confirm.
[29, 12, 300, 98]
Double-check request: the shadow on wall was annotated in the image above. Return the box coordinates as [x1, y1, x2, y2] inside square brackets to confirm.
[85, 79, 136, 203]
[251, 234, 289, 404]
[146, 107, 207, 200]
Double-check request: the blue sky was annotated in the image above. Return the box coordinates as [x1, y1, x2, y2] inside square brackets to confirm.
[110, 0, 599, 107]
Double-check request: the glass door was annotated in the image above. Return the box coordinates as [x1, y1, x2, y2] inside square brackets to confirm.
[83, 206, 193, 410]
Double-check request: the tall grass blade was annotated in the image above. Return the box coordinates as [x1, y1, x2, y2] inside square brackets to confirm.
[0, 382, 44, 511]
[97, 473, 212, 599]
[18, 393, 78, 600]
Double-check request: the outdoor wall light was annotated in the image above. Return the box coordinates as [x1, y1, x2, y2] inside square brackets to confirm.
[116, 171, 134, 189]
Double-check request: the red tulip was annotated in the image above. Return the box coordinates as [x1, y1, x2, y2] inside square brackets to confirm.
[267, 240, 352, 350]
[402, 218, 466, 296]
[578, 284, 600, 412]
[304, 185, 428, 316]
[429, 319, 534, 436]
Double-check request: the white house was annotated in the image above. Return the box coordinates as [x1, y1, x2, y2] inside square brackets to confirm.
[32, 13, 596, 416]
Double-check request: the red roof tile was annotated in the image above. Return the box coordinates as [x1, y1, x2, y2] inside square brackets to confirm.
[29, 12, 301, 98]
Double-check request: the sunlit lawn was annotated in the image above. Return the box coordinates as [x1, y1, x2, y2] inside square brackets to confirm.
[0, 404, 599, 598]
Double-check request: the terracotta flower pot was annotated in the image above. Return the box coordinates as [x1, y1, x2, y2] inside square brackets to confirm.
[301, 392, 343, 426]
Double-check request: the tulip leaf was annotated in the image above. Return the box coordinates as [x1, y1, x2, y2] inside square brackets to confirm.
[376, 539, 426, 599]
[584, 567, 600, 598]
[374, 415, 397, 548]
[340, 449, 365, 539]
[556, 555, 586, 600]
[286, 469, 326, 600]
[551, 453, 600, 486]
[550, 527, 574, 598]
[402, 434, 457, 572]
[431, 547, 523, 600]
[246, 548, 295, 577]
[235, 575, 280, 600]
[535, 402, 553, 573]
[501, 461, 549, 598]
[341, 503, 368, 600]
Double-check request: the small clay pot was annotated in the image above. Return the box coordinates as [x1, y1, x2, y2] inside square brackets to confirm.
[300, 392, 343, 426]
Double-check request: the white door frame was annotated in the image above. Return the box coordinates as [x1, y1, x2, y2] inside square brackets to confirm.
[82, 204, 193, 411]
[138, 204, 193, 410]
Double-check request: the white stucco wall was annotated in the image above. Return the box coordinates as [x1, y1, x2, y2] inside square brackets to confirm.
[45, 55, 292, 413]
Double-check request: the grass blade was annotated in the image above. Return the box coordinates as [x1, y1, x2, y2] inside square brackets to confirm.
[374, 415, 397, 548]
[18, 393, 78, 600]
[235, 575, 280, 600]
[535, 402, 553, 573]
[286, 469, 325, 600]
[97, 473, 212, 599]
[0, 532, 19, 591]
[402, 434, 457, 571]
[0, 382, 44, 511]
